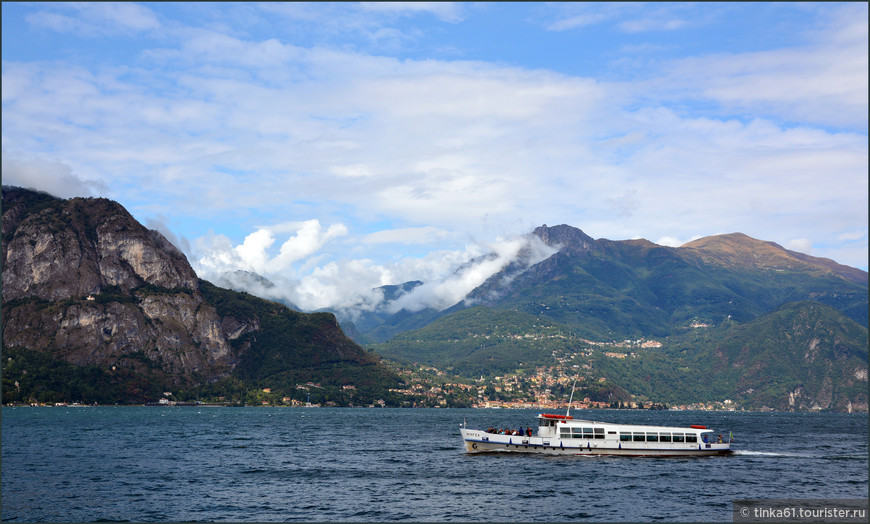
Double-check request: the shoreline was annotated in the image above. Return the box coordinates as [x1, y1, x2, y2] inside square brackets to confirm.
[3, 403, 866, 414]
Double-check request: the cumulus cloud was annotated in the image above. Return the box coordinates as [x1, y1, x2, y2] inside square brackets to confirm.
[195, 220, 348, 277]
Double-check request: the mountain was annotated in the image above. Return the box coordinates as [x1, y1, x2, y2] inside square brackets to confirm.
[334, 281, 426, 342]
[684, 301, 868, 411]
[465, 224, 867, 335]
[370, 224, 868, 411]
[1, 186, 400, 405]
[215, 270, 301, 311]
[681, 233, 867, 284]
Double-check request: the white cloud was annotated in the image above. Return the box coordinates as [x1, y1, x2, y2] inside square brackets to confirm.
[387, 235, 556, 313]
[359, 2, 465, 23]
[363, 227, 454, 246]
[0, 150, 107, 199]
[26, 3, 161, 36]
[544, 3, 633, 32]
[191, 224, 557, 314]
[659, 5, 868, 129]
[656, 236, 684, 248]
[3, 1, 867, 281]
[196, 220, 349, 277]
[785, 238, 813, 256]
[271, 221, 348, 272]
[619, 18, 687, 34]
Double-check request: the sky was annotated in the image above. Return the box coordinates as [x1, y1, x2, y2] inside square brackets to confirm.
[2, 2, 868, 315]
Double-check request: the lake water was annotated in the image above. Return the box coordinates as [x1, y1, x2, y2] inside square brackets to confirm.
[1, 407, 867, 522]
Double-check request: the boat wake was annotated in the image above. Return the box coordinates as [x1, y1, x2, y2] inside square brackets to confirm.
[733, 450, 809, 458]
[733, 450, 866, 459]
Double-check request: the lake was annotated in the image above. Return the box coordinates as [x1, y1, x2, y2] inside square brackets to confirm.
[1, 407, 867, 521]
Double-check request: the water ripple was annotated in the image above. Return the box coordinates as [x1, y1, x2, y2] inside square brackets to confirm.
[2, 407, 867, 522]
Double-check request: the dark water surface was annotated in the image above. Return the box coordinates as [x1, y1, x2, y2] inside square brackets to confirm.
[2, 407, 867, 521]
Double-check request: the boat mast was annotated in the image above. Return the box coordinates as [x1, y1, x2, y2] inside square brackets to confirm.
[566, 377, 578, 417]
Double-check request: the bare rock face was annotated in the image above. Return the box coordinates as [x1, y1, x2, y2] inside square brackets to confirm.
[94, 206, 198, 293]
[2, 194, 198, 301]
[1, 187, 241, 383]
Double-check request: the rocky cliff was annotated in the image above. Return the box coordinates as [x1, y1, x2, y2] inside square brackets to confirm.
[2, 187, 236, 381]
[2, 187, 398, 402]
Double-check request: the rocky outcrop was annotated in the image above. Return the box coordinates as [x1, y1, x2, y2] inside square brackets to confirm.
[533, 223, 598, 255]
[3, 193, 197, 302]
[1, 187, 240, 383]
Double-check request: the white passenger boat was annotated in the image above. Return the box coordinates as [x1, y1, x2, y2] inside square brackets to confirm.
[460, 413, 733, 457]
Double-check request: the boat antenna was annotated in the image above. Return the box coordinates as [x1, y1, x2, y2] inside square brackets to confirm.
[566, 376, 578, 417]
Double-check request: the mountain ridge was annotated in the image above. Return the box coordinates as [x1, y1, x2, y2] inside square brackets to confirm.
[680, 232, 867, 284]
[368, 224, 867, 411]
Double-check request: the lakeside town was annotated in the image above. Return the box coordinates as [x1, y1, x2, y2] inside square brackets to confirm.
[9, 355, 741, 412]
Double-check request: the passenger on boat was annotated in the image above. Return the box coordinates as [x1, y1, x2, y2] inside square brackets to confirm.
[717, 434, 723, 443]
[526, 427, 532, 437]
[702, 434, 708, 443]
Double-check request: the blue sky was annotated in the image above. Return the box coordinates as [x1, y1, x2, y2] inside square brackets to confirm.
[2, 2, 867, 313]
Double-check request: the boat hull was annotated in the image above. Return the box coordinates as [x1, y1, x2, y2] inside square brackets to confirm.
[460, 428, 732, 457]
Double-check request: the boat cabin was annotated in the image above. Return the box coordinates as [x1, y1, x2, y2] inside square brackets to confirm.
[536, 413, 710, 444]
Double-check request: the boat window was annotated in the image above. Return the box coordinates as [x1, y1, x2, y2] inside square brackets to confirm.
[633, 432, 645, 442]
[646, 433, 658, 442]
[594, 428, 604, 434]
[594, 428, 605, 439]
[686, 434, 698, 443]
[560, 429, 571, 438]
[659, 433, 672, 443]
[619, 433, 632, 442]
[672, 433, 685, 443]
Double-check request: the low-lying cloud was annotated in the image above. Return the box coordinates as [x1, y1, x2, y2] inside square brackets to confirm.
[1, 150, 107, 199]
[192, 223, 557, 317]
